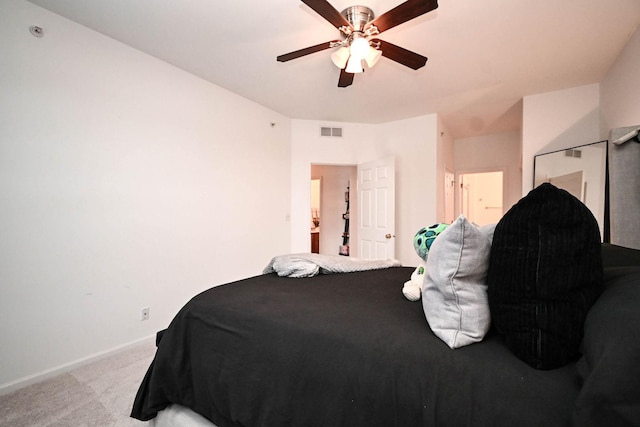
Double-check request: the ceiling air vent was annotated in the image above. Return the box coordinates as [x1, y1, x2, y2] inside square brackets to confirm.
[320, 127, 343, 137]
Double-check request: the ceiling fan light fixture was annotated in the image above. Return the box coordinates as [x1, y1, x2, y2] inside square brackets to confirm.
[345, 56, 364, 73]
[331, 46, 350, 69]
[364, 48, 382, 68]
[276, 0, 438, 88]
[349, 35, 370, 60]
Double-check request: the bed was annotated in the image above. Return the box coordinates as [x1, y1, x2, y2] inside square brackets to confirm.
[131, 186, 640, 427]
[130, 244, 640, 427]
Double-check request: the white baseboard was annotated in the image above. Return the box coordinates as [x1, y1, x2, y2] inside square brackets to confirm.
[0, 334, 156, 396]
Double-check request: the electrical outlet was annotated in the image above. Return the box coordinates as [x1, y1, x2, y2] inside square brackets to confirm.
[140, 307, 150, 321]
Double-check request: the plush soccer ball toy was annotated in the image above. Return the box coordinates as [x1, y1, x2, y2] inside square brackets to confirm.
[413, 223, 449, 260]
[402, 263, 426, 301]
[404, 223, 449, 301]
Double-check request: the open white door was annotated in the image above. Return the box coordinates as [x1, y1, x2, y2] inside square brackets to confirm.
[357, 157, 395, 260]
[445, 168, 455, 224]
[460, 171, 503, 226]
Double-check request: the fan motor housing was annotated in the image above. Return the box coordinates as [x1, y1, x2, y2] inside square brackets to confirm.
[341, 5, 374, 31]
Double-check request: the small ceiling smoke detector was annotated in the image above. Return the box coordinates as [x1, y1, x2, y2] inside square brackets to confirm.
[30, 25, 44, 38]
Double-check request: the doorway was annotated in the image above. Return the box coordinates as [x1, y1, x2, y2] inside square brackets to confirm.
[311, 165, 357, 256]
[459, 171, 504, 226]
[310, 179, 321, 253]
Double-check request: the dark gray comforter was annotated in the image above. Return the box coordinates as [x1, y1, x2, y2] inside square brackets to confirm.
[131, 264, 622, 426]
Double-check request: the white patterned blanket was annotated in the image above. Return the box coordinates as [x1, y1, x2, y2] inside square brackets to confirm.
[263, 253, 401, 278]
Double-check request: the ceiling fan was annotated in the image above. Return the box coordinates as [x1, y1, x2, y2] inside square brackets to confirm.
[277, 0, 438, 88]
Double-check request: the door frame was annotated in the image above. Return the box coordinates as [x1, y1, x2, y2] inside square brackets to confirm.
[456, 166, 507, 222]
[310, 164, 357, 256]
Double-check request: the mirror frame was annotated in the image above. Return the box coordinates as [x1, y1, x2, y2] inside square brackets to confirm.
[533, 140, 608, 241]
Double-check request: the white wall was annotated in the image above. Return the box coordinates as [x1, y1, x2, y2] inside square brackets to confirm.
[521, 84, 601, 193]
[437, 118, 455, 222]
[0, 0, 291, 392]
[455, 131, 522, 213]
[518, 26, 640, 245]
[290, 120, 371, 255]
[601, 26, 640, 133]
[384, 115, 440, 265]
[521, 25, 640, 197]
[291, 115, 439, 267]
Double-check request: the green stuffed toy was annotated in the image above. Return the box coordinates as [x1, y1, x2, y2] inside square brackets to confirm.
[403, 223, 448, 301]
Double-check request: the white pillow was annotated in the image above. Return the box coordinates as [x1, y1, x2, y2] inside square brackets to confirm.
[422, 215, 492, 349]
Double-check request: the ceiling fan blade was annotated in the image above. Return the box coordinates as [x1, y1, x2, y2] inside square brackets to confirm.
[375, 39, 428, 70]
[277, 40, 340, 62]
[367, 0, 438, 34]
[302, 0, 352, 29]
[338, 68, 354, 87]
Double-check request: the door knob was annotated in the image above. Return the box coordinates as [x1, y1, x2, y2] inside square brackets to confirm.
[385, 233, 395, 239]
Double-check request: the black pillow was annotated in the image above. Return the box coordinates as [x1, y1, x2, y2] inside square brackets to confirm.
[487, 183, 603, 369]
[573, 267, 640, 425]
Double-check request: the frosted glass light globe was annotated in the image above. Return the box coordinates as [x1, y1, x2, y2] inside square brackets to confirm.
[345, 57, 364, 73]
[350, 37, 371, 60]
[331, 47, 350, 69]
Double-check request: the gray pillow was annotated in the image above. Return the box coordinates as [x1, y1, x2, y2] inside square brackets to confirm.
[422, 215, 492, 348]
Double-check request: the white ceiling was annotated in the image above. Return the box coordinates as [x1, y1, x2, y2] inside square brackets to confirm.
[26, 0, 640, 138]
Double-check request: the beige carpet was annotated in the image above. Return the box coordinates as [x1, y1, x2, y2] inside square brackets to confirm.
[0, 340, 155, 426]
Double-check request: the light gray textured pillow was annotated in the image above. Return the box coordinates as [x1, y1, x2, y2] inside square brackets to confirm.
[422, 215, 492, 349]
